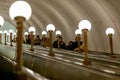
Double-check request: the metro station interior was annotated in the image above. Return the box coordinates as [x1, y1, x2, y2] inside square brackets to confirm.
[0, 0, 120, 80]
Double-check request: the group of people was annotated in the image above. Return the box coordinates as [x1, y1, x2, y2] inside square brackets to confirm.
[25, 34, 49, 47]
[53, 36, 83, 51]
[25, 34, 84, 52]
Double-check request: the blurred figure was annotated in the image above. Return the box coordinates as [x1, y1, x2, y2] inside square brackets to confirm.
[66, 41, 74, 51]
[12, 37, 16, 42]
[53, 36, 66, 49]
[73, 36, 83, 52]
[41, 36, 47, 47]
[46, 38, 50, 47]
[34, 35, 41, 45]
[26, 34, 31, 44]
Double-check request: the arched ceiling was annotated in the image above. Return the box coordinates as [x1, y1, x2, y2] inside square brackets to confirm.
[0, 0, 120, 54]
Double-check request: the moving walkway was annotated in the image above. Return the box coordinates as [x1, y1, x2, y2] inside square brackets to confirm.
[23, 44, 120, 66]
[0, 44, 120, 80]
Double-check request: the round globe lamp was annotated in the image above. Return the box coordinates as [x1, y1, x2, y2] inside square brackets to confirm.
[46, 24, 55, 56]
[0, 16, 4, 27]
[9, 0, 32, 74]
[79, 20, 92, 65]
[56, 30, 61, 36]
[24, 32, 28, 36]
[106, 28, 115, 58]
[42, 31, 47, 36]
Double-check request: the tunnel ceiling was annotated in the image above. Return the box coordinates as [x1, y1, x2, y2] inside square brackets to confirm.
[0, 0, 120, 54]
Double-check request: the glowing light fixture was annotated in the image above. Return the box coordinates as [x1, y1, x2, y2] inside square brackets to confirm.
[9, 0, 32, 74]
[0, 16, 4, 27]
[78, 20, 92, 65]
[46, 24, 55, 56]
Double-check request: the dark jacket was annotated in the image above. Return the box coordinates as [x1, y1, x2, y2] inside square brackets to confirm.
[73, 41, 83, 50]
[66, 41, 74, 51]
[53, 40, 66, 49]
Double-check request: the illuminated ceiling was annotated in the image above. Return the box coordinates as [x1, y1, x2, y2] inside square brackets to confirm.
[0, 0, 120, 53]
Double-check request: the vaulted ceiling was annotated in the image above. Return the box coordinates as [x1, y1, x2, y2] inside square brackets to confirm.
[0, 0, 120, 54]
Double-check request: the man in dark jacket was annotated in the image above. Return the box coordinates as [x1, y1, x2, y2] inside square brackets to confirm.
[73, 36, 83, 51]
[53, 36, 66, 49]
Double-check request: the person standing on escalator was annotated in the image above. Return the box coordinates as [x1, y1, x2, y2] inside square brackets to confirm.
[53, 36, 66, 50]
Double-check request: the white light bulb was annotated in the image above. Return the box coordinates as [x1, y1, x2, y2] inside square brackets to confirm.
[9, 29, 13, 33]
[4, 30, 7, 34]
[29, 26, 35, 33]
[0, 16, 4, 27]
[42, 31, 47, 35]
[75, 29, 82, 35]
[46, 24, 55, 32]
[79, 20, 91, 31]
[106, 28, 114, 35]
[24, 32, 28, 35]
[56, 30, 61, 35]
[9, 1, 32, 20]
